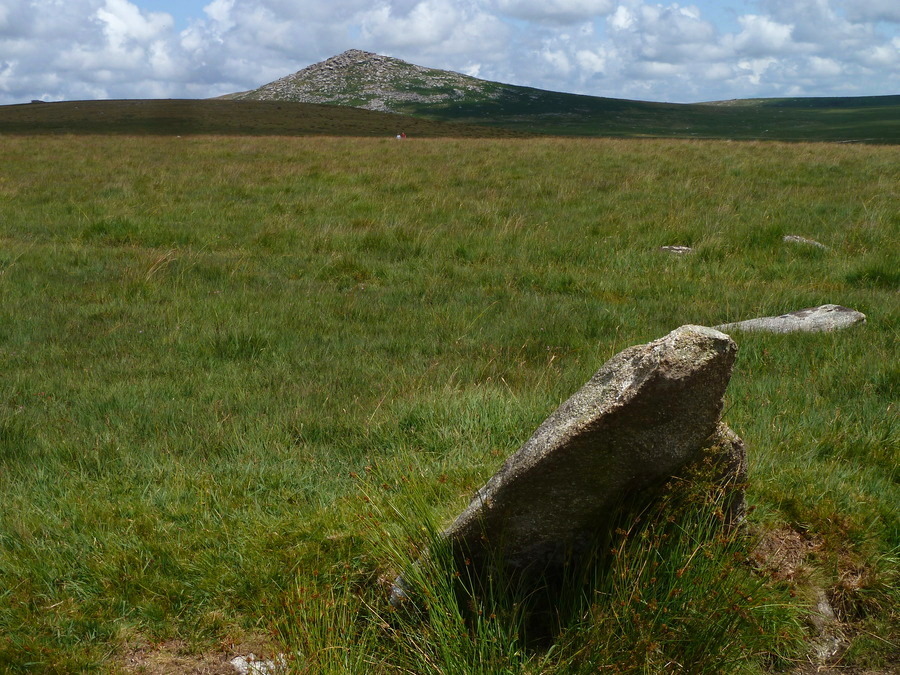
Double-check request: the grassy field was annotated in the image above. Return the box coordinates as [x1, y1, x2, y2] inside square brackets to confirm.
[0, 135, 897, 672]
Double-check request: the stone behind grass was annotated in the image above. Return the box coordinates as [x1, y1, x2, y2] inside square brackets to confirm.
[783, 234, 828, 249]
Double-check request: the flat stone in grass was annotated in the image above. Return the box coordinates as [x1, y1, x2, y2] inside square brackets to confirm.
[783, 235, 827, 249]
[391, 325, 741, 606]
[715, 304, 866, 334]
[231, 654, 285, 675]
[659, 245, 693, 254]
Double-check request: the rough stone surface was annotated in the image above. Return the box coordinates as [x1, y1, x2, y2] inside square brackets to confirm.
[443, 326, 737, 572]
[715, 304, 866, 334]
[809, 588, 846, 665]
[230, 654, 285, 675]
[784, 235, 828, 249]
[227, 49, 503, 113]
[659, 245, 693, 254]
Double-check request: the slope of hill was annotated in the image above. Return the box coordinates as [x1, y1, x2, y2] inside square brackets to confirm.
[0, 98, 525, 138]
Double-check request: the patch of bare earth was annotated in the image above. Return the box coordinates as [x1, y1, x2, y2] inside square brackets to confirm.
[119, 640, 233, 675]
[750, 525, 822, 582]
[119, 637, 278, 675]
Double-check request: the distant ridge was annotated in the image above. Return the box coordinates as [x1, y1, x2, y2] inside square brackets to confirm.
[1, 50, 896, 142]
[223, 49, 508, 113]
[220, 50, 899, 143]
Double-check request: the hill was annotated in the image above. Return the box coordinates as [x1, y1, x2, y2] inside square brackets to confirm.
[222, 49, 506, 114]
[1, 50, 897, 142]
[227, 49, 900, 143]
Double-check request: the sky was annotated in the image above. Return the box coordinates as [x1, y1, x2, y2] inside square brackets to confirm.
[1, 0, 898, 106]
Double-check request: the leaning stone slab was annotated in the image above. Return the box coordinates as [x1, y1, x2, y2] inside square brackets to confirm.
[391, 326, 738, 605]
[783, 235, 827, 249]
[715, 304, 865, 334]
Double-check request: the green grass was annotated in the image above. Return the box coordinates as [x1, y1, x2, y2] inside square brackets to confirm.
[280, 459, 805, 674]
[0, 135, 896, 672]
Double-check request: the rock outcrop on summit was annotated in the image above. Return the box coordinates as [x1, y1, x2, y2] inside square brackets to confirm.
[226, 49, 503, 113]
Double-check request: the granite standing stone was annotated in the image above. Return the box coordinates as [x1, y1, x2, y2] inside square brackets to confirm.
[391, 325, 740, 604]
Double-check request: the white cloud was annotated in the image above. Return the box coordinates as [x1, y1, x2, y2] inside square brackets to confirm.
[858, 38, 900, 69]
[361, 0, 508, 56]
[842, 0, 900, 24]
[361, 1, 459, 48]
[608, 6, 634, 30]
[733, 15, 795, 56]
[540, 46, 573, 75]
[96, 0, 173, 48]
[0, 0, 897, 105]
[575, 47, 607, 75]
[0, 60, 16, 93]
[494, 0, 615, 24]
[462, 62, 482, 77]
[759, 0, 871, 46]
[807, 55, 841, 77]
[204, 0, 236, 26]
[703, 63, 732, 81]
[736, 57, 776, 86]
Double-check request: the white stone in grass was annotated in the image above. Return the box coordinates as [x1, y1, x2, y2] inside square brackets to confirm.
[659, 245, 693, 254]
[783, 235, 828, 249]
[809, 588, 845, 664]
[231, 653, 286, 675]
[714, 304, 865, 334]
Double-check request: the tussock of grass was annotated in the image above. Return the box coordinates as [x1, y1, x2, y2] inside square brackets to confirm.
[279, 461, 806, 674]
[0, 135, 896, 672]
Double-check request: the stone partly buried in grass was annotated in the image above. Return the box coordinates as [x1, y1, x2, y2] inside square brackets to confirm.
[391, 325, 744, 605]
[783, 234, 828, 250]
[715, 304, 866, 334]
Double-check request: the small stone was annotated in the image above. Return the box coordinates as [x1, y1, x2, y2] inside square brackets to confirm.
[230, 653, 286, 675]
[783, 235, 827, 249]
[659, 245, 693, 254]
[715, 304, 865, 334]
[809, 588, 845, 664]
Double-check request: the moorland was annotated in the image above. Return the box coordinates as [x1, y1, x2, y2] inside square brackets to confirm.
[1, 93, 899, 143]
[0, 132, 896, 673]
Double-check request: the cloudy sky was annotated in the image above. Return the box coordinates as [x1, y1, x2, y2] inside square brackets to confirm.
[1, 0, 898, 105]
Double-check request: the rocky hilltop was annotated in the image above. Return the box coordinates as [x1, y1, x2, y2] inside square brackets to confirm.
[226, 49, 505, 113]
